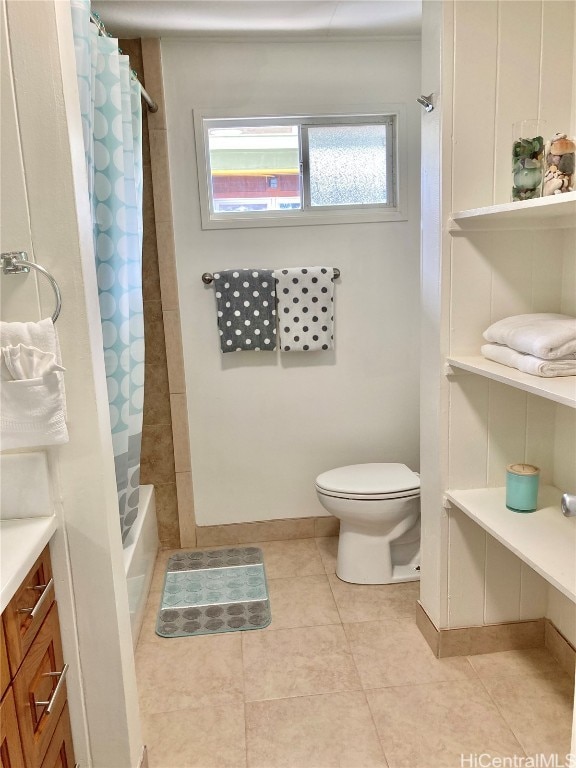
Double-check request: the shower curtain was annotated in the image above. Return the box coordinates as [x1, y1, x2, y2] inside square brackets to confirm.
[71, 0, 145, 543]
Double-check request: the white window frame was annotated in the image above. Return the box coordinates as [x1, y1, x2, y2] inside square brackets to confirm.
[193, 106, 408, 230]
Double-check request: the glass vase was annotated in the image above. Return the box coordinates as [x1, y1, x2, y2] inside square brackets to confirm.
[512, 120, 546, 202]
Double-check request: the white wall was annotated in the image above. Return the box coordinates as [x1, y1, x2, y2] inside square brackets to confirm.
[162, 38, 422, 526]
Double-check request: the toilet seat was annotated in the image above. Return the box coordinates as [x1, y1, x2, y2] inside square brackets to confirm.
[315, 487, 420, 501]
[315, 463, 420, 501]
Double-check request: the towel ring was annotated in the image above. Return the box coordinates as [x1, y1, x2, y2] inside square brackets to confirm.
[1, 252, 62, 323]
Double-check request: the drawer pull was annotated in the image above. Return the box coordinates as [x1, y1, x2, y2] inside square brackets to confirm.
[18, 577, 53, 619]
[35, 663, 68, 714]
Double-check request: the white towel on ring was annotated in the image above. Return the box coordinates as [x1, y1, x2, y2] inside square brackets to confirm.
[1, 344, 65, 380]
[0, 318, 63, 369]
[0, 317, 66, 415]
[0, 344, 69, 450]
[481, 343, 576, 378]
[482, 313, 576, 360]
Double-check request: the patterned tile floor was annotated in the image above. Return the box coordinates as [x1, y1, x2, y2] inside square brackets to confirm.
[136, 537, 574, 768]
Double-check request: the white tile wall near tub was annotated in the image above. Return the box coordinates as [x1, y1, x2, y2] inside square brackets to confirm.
[0, 451, 53, 518]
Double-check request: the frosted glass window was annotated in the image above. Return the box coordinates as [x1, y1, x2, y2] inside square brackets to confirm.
[307, 125, 388, 207]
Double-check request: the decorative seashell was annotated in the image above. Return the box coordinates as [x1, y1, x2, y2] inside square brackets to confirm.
[543, 178, 563, 196]
[550, 138, 576, 155]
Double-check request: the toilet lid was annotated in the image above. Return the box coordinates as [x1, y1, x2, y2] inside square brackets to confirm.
[315, 463, 420, 496]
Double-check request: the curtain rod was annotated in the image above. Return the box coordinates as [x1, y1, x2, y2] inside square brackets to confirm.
[89, 11, 158, 113]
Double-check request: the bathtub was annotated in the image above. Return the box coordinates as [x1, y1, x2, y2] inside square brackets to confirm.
[123, 485, 159, 648]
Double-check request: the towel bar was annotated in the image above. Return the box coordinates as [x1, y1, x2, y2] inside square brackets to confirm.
[202, 267, 341, 285]
[1, 251, 62, 323]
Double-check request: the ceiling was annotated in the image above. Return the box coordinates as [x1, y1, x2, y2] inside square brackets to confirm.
[91, 1, 422, 39]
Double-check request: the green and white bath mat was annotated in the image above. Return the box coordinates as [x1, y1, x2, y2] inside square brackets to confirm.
[156, 547, 271, 638]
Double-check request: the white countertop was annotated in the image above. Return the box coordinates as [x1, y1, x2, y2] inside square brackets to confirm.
[0, 517, 58, 612]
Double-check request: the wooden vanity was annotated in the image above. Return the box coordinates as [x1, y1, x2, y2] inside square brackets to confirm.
[1, 545, 75, 768]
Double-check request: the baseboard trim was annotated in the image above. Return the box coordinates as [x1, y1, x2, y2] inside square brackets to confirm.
[194, 515, 340, 547]
[416, 602, 553, 658]
[544, 618, 576, 675]
[415, 599, 440, 656]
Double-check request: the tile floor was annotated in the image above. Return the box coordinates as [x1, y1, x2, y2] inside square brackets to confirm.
[136, 537, 574, 768]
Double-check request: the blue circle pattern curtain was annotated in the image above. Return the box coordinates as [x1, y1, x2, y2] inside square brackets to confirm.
[71, 0, 144, 544]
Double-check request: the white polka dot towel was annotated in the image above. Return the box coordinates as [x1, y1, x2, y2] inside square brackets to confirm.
[213, 269, 277, 353]
[274, 267, 335, 352]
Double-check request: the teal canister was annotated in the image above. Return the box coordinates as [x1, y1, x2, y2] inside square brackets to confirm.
[506, 463, 540, 512]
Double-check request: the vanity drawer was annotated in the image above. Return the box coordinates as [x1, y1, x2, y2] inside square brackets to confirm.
[1, 621, 10, 697]
[39, 704, 75, 768]
[13, 603, 66, 768]
[3, 548, 54, 677]
[0, 687, 26, 768]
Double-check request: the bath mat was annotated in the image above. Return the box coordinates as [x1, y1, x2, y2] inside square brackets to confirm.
[156, 547, 271, 638]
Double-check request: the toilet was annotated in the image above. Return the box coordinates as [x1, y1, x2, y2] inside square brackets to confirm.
[315, 463, 421, 585]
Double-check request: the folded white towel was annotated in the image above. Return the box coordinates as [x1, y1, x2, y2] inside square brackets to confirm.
[0, 318, 63, 370]
[481, 343, 576, 378]
[1, 344, 65, 380]
[0, 318, 66, 415]
[483, 313, 576, 360]
[0, 344, 69, 450]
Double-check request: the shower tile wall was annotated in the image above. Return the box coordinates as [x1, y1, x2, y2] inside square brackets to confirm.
[120, 38, 182, 548]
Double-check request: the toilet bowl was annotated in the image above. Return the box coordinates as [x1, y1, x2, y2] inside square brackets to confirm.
[315, 463, 421, 585]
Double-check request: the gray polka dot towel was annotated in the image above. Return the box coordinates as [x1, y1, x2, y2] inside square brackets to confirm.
[213, 269, 277, 352]
[274, 267, 335, 352]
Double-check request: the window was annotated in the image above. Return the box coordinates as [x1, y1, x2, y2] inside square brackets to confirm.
[195, 112, 404, 229]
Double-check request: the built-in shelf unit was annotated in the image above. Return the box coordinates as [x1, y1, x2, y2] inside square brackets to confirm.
[443, 195, 576, 621]
[419, 0, 576, 647]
